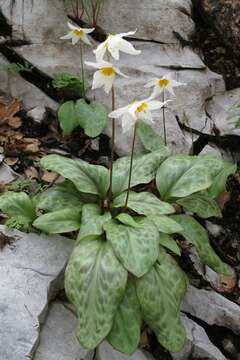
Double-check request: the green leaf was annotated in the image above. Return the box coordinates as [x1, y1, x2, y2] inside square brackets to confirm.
[136, 120, 166, 152]
[116, 213, 142, 228]
[52, 72, 86, 96]
[177, 192, 222, 218]
[149, 215, 183, 234]
[58, 101, 79, 136]
[37, 181, 83, 212]
[104, 219, 159, 277]
[159, 233, 181, 256]
[0, 192, 36, 225]
[136, 249, 188, 352]
[33, 208, 81, 233]
[75, 99, 107, 138]
[112, 148, 170, 196]
[65, 237, 127, 349]
[113, 191, 175, 216]
[108, 278, 141, 355]
[172, 215, 232, 276]
[156, 155, 223, 201]
[40, 154, 109, 198]
[208, 161, 236, 198]
[77, 204, 111, 242]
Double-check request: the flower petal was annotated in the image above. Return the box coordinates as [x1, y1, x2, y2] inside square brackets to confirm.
[147, 100, 166, 110]
[109, 105, 129, 119]
[118, 39, 141, 56]
[68, 22, 78, 31]
[103, 76, 115, 94]
[60, 32, 73, 40]
[72, 35, 80, 45]
[81, 34, 91, 45]
[84, 28, 95, 34]
[93, 41, 107, 61]
[121, 113, 136, 133]
[92, 71, 105, 90]
[119, 30, 137, 38]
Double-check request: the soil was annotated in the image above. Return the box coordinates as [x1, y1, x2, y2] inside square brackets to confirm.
[191, 3, 240, 91]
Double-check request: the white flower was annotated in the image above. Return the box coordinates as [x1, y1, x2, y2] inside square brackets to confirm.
[93, 30, 141, 61]
[60, 22, 94, 45]
[85, 60, 128, 94]
[145, 73, 186, 98]
[109, 99, 169, 133]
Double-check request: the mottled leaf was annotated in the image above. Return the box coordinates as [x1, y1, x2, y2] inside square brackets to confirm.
[104, 219, 159, 277]
[77, 204, 111, 242]
[149, 215, 183, 234]
[58, 101, 78, 136]
[113, 191, 174, 216]
[136, 249, 188, 352]
[172, 215, 232, 276]
[137, 120, 166, 152]
[75, 99, 107, 138]
[116, 213, 141, 228]
[159, 233, 181, 256]
[208, 161, 236, 198]
[0, 191, 36, 224]
[112, 148, 170, 196]
[33, 208, 81, 233]
[156, 155, 223, 201]
[65, 238, 127, 349]
[177, 192, 222, 218]
[37, 181, 83, 212]
[40, 154, 109, 198]
[108, 278, 141, 355]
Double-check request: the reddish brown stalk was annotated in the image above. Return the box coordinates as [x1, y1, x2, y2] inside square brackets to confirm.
[124, 124, 137, 210]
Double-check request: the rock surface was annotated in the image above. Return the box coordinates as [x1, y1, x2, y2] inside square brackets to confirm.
[181, 285, 240, 335]
[97, 341, 155, 360]
[0, 225, 74, 360]
[35, 302, 93, 360]
[172, 314, 226, 360]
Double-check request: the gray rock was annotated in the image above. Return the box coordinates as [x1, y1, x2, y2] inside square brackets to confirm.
[0, 225, 74, 360]
[27, 106, 48, 124]
[35, 302, 93, 360]
[0, 162, 19, 183]
[96, 341, 155, 360]
[93, 0, 195, 45]
[181, 285, 240, 335]
[172, 314, 226, 360]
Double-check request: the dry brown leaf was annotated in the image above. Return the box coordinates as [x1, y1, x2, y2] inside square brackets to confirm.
[18, 138, 41, 153]
[8, 116, 22, 129]
[217, 191, 231, 210]
[41, 170, 59, 183]
[24, 166, 39, 179]
[0, 98, 22, 127]
[4, 157, 18, 166]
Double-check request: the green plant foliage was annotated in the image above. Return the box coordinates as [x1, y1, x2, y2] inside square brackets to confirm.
[37, 181, 84, 212]
[116, 213, 142, 228]
[112, 148, 170, 196]
[136, 120, 165, 152]
[40, 155, 109, 198]
[58, 101, 79, 136]
[113, 191, 175, 216]
[75, 99, 107, 138]
[104, 218, 159, 277]
[172, 215, 232, 276]
[136, 248, 188, 352]
[177, 192, 222, 219]
[33, 208, 81, 233]
[108, 278, 141, 355]
[65, 237, 127, 349]
[159, 233, 181, 256]
[0, 192, 36, 230]
[0, 62, 33, 74]
[52, 72, 86, 95]
[207, 161, 237, 199]
[149, 215, 183, 234]
[156, 155, 223, 201]
[77, 204, 111, 242]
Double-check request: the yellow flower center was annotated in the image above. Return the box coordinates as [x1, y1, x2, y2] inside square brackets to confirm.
[136, 102, 148, 113]
[159, 78, 170, 88]
[73, 29, 84, 37]
[100, 67, 116, 76]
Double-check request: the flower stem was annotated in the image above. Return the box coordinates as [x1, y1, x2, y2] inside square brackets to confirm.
[124, 123, 137, 210]
[162, 89, 167, 146]
[108, 86, 116, 206]
[80, 42, 85, 98]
